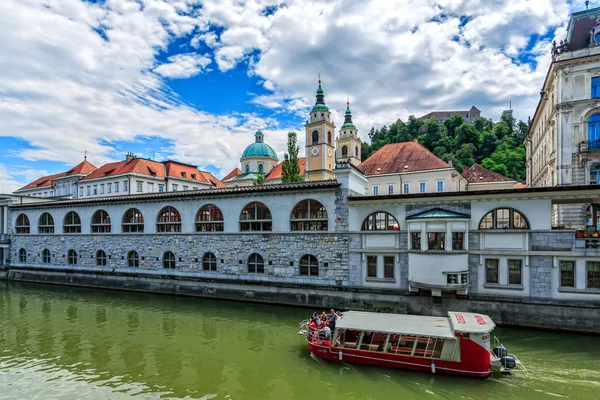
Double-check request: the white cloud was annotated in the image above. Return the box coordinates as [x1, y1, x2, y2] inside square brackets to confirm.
[0, 0, 588, 191]
[154, 53, 212, 78]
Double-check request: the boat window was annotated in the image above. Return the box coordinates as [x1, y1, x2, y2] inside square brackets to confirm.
[389, 334, 416, 355]
[360, 331, 388, 352]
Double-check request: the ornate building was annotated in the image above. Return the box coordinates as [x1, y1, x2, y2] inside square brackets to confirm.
[336, 100, 361, 166]
[527, 5, 600, 227]
[305, 80, 337, 181]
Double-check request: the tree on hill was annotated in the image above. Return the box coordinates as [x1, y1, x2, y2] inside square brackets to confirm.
[281, 131, 303, 183]
[361, 112, 528, 181]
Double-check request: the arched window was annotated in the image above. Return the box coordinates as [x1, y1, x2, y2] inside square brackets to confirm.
[163, 251, 176, 269]
[312, 130, 319, 145]
[341, 145, 348, 157]
[299, 254, 319, 276]
[589, 114, 600, 145]
[479, 208, 529, 230]
[355, 146, 359, 156]
[240, 202, 272, 231]
[96, 250, 107, 266]
[327, 131, 332, 145]
[38, 212, 54, 234]
[157, 206, 182, 232]
[42, 249, 51, 264]
[258, 163, 264, 173]
[128, 251, 139, 267]
[290, 199, 328, 231]
[15, 214, 30, 234]
[196, 204, 224, 232]
[18, 248, 26, 263]
[361, 212, 399, 231]
[63, 211, 81, 233]
[248, 253, 264, 273]
[122, 208, 144, 233]
[67, 249, 77, 265]
[91, 210, 111, 233]
[203, 252, 217, 271]
[245, 164, 250, 173]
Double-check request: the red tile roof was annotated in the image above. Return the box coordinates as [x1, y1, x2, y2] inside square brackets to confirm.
[222, 167, 242, 181]
[513, 181, 527, 189]
[17, 160, 97, 191]
[358, 142, 450, 175]
[265, 158, 306, 180]
[462, 163, 514, 183]
[81, 158, 166, 181]
[198, 171, 226, 188]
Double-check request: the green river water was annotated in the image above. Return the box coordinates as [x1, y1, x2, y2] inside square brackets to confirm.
[0, 282, 598, 400]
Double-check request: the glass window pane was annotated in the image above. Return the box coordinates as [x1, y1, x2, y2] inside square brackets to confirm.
[367, 256, 377, 277]
[485, 259, 498, 283]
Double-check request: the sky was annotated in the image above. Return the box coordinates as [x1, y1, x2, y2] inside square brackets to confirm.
[0, 0, 595, 192]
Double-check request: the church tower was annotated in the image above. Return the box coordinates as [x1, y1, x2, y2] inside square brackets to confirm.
[336, 100, 361, 166]
[305, 78, 336, 181]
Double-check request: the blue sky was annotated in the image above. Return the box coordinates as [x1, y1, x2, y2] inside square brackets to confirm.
[0, 0, 594, 192]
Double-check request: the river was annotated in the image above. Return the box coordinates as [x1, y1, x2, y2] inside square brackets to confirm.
[0, 282, 598, 400]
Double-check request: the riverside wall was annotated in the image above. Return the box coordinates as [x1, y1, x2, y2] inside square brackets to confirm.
[4, 265, 599, 334]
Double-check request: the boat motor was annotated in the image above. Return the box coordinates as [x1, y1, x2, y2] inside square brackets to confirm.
[500, 356, 517, 370]
[492, 346, 507, 358]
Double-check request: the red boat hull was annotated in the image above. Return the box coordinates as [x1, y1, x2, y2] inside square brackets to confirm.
[307, 339, 492, 378]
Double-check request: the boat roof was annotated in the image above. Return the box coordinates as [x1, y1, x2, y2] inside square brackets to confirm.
[336, 311, 495, 339]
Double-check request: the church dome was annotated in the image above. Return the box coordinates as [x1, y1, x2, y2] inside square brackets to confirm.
[241, 131, 278, 160]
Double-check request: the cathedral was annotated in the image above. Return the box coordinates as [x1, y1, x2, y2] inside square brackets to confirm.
[222, 79, 362, 186]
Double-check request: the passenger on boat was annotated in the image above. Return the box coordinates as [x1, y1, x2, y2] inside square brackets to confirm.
[329, 309, 337, 330]
[320, 311, 328, 324]
[311, 312, 321, 326]
[319, 321, 331, 339]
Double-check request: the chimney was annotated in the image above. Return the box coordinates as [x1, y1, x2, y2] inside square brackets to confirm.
[448, 159, 453, 167]
[125, 152, 135, 162]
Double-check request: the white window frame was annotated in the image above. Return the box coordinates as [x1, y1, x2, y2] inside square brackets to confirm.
[436, 180, 444, 192]
[148, 182, 154, 192]
[86, 186, 91, 196]
[388, 184, 394, 195]
[402, 182, 410, 194]
[136, 181, 143, 192]
[78, 187, 83, 197]
[158, 184, 164, 193]
[172, 184, 178, 191]
[100, 184, 104, 194]
[93, 185, 97, 195]
[107, 182, 112, 193]
[114, 182, 119, 192]
[419, 181, 426, 193]
[373, 185, 379, 196]
[123, 180, 128, 192]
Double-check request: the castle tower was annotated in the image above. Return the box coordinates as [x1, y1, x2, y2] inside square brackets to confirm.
[305, 78, 336, 181]
[336, 99, 361, 166]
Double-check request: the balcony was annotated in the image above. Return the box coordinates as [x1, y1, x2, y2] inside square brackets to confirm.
[580, 139, 600, 152]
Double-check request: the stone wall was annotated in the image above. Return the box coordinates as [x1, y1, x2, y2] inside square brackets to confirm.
[530, 231, 575, 251]
[10, 233, 351, 286]
[530, 256, 553, 298]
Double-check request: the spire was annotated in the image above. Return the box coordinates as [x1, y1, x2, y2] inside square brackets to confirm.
[255, 130, 264, 143]
[315, 75, 325, 105]
[344, 98, 353, 124]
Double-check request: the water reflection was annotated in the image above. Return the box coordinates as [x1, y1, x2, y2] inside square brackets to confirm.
[1, 281, 599, 400]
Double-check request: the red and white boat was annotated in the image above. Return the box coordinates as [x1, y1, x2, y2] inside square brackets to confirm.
[299, 311, 525, 378]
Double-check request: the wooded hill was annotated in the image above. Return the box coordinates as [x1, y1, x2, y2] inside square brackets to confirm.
[361, 113, 528, 181]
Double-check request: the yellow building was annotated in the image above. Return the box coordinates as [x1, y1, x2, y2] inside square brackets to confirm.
[336, 100, 361, 166]
[305, 80, 336, 181]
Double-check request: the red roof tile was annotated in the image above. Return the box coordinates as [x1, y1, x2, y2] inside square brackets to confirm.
[222, 167, 242, 181]
[164, 161, 210, 183]
[17, 160, 97, 191]
[463, 163, 514, 183]
[198, 170, 226, 188]
[513, 181, 527, 189]
[358, 142, 450, 175]
[265, 158, 306, 180]
[81, 158, 166, 181]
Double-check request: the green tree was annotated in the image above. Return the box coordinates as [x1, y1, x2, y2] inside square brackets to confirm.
[474, 117, 493, 133]
[253, 173, 265, 186]
[443, 115, 465, 138]
[481, 138, 526, 181]
[455, 123, 481, 148]
[281, 131, 303, 183]
[477, 132, 498, 162]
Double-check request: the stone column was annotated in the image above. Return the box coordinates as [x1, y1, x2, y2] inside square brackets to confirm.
[2, 206, 7, 235]
[445, 222, 452, 251]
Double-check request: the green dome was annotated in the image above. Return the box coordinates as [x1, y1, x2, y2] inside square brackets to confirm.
[311, 103, 329, 112]
[341, 122, 356, 129]
[241, 142, 278, 159]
